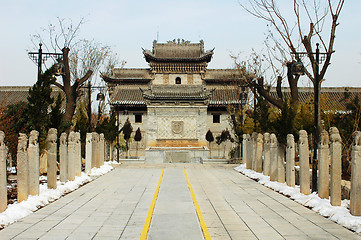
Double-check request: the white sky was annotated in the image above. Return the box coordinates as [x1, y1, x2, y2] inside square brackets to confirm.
[0, 0, 360, 87]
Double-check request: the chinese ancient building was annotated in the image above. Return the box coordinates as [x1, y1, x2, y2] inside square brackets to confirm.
[104, 39, 244, 162]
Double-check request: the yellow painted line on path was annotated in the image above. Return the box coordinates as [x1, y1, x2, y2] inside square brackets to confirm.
[140, 169, 164, 240]
[184, 169, 212, 240]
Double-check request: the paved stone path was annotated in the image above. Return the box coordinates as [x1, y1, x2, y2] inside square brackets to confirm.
[0, 164, 360, 240]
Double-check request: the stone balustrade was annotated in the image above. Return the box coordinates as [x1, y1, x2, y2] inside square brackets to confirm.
[0, 130, 109, 212]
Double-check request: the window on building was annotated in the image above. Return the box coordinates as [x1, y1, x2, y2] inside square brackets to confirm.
[175, 77, 181, 84]
[135, 113, 142, 123]
[213, 114, 220, 123]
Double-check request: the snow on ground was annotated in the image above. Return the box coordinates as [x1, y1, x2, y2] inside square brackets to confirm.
[0, 161, 119, 229]
[235, 164, 361, 234]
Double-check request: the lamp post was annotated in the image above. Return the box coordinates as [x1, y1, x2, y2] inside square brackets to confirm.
[28, 43, 64, 82]
[291, 43, 328, 193]
[84, 83, 106, 132]
[238, 85, 247, 158]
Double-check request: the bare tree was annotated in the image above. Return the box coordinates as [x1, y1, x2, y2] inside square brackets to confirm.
[30, 18, 119, 127]
[239, 0, 344, 111]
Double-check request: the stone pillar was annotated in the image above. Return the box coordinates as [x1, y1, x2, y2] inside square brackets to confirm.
[242, 134, 247, 165]
[286, 134, 295, 187]
[46, 128, 57, 189]
[17, 133, 28, 202]
[92, 133, 99, 168]
[277, 145, 286, 183]
[85, 133, 92, 173]
[74, 132, 82, 177]
[270, 134, 278, 181]
[299, 130, 310, 195]
[245, 134, 252, 169]
[318, 130, 330, 199]
[28, 130, 39, 196]
[67, 131, 75, 181]
[263, 133, 271, 176]
[0, 131, 7, 212]
[251, 132, 257, 170]
[254, 133, 263, 173]
[98, 133, 105, 167]
[59, 133, 68, 182]
[329, 127, 342, 206]
[350, 131, 361, 216]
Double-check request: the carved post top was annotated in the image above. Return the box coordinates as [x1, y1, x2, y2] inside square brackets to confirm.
[287, 134, 295, 148]
[47, 128, 58, 143]
[60, 132, 67, 145]
[252, 132, 257, 140]
[319, 130, 329, 148]
[86, 133, 92, 142]
[92, 132, 99, 142]
[245, 134, 251, 141]
[75, 132, 81, 143]
[329, 127, 342, 144]
[18, 133, 28, 151]
[242, 134, 247, 139]
[256, 133, 263, 143]
[299, 130, 308, 146]
[263, 132, 270, 145]
[0, 131, 5, 149]
[29, 130, 39, 146]
[99, 133, 104, 141]
[353, 131, 361, 148]
[68, 131, 75, 143]
[270, 133, 278, 147]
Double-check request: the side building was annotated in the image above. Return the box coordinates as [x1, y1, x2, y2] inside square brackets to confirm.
[103, 39, 245, 162]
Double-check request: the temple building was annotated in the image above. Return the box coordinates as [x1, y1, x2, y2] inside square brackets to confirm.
[103, 39, 245, 162]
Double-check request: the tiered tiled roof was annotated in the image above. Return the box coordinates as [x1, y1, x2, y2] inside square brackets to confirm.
[109, 85, 243, 107]
[142, 85, 210, 100]
[143, 39, 213, 63]
[269, 87, 361, 111]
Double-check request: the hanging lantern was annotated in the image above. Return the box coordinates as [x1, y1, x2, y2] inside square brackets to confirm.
[291, 61, 305, 76]
[96, 92, 105, 101]
[54, 63, 65, 76]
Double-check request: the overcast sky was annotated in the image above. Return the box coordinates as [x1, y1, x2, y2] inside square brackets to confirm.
[0, 0, 360, 88]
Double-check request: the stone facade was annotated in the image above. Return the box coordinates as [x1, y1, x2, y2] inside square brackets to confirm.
[105, 40, 246, 162]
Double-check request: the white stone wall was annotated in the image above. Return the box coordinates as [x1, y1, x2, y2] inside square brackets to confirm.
[152, 73, 203, 85]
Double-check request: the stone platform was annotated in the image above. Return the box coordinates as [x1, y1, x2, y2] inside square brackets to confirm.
[0, 164, 359, 240]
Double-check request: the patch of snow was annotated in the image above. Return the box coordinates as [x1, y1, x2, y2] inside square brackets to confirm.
[235, 164, 361, 234]
[0, 161, 119, 229]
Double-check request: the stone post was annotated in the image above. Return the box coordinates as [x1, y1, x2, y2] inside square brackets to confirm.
[350, 131, 361, 216]
[85, 133, 92, 173]
[318, 130, 330, 199]
[17, 133, 28, 202]
[92, 132, 99, 168]
[46, 128, 57, 189]
[28, 130, 39, 196]
[99, 133, 105, 167]
[245, 134, 252, 169]
[0, 131, 7, 212]
[286, 134, 295, 187]
[254, 133, 263, 173]
[263, 133, 271, 176]
[67, 131, 76, 181]
[270, 134, 278, 181]
[277, 145, 286, 183]
[74, 132, 82, 177]
[59, 133, 68, 182]
[242, 134, 247, 164]
[299, 130, 310, 195]
[251, 132, 257, 170]
[329, 127, 342, 206]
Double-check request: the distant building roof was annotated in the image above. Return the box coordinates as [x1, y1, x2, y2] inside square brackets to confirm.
[269, 87, 361, 112]
[0, 86, 66, 110]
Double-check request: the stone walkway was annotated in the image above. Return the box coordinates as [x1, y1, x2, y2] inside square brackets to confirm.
[0, 164, 360, 240]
